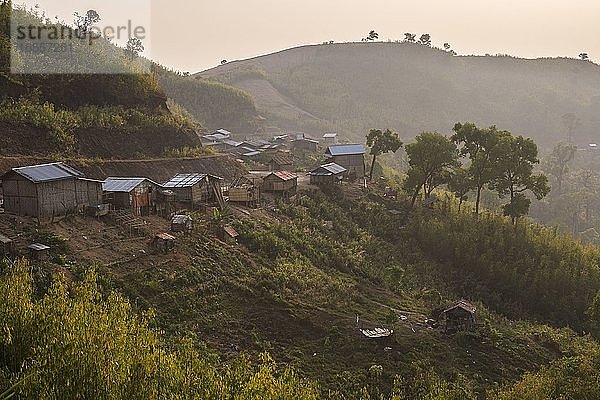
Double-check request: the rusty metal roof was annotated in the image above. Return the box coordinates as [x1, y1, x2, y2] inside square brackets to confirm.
[443, 300, 476, 314]
[224, 225, 239, 238]
[156, 232, 176, 241]
[267, 171, 297, 181]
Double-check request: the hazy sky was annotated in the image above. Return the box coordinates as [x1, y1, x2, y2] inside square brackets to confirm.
[21, 0, 600, 72]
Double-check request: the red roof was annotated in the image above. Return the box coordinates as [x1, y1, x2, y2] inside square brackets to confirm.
[224, 225, 239, 238]
[269, 171, 297, 181]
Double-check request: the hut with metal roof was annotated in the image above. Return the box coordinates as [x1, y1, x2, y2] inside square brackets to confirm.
[441, 300, 477, 333]
[268, 152, 294, 172]
[151, 233, 176, 254]
[323, 133, 338, 145]
[0, 163, 102, 218]
[163, 173, 224, 207]
[263, 171, 298, 195]
[308, 163, 347, 185]
[103, 177, 162, 216]
[325, 144, 366, 180]
[291, 135, 319, 152]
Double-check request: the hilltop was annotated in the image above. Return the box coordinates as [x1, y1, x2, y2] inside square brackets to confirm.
[198, 42, 600, 148]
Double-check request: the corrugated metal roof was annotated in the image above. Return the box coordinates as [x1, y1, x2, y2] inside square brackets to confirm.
[222, 139, 242, 147]
[11, 163, 83, 183]
[215, 129, 231, 136]
[243, 151, 261, 157]
[171, 214, 192, 224]
[309, 163, 347, 176]
[163, 173, 207, 188]
[103, 177, 152, 193]
[321, 163, 346, 174]
[326, 144, 365, 156]
[323, 133, 338, 138]
[28, 243, 50, 251]
[268, 171, 297, 181]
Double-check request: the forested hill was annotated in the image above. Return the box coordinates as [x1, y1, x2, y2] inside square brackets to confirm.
[198, 42, 600, 148]
[0, 3, 259, 158]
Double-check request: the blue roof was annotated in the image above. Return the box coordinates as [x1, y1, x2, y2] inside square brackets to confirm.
[326, 144, 365, 156]
[10, 162, 83, 183]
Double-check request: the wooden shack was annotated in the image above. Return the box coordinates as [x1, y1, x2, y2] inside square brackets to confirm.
[308, 163, 347, 185]
[1, 163, 103, 219]
[171, 214, 193, 232]
[228, 176, 260, 206]
[263, 171, 298, 195]
[268, 152, 294, 172]
[325, 144, 366, 180]
[28, 243, 50, 261]
[442, 300, 477, 333]
[102, 177, 162, 216]
[292, 137, 319, 152]
[152, 233, 176, 254]
[163, 173, 225, 208]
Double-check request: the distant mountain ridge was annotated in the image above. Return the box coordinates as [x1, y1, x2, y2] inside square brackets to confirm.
[197, 42, 600, 148]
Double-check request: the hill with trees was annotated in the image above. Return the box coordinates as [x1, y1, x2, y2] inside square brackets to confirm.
[0, 2, 260, 158]
[198, 42, 600, 148]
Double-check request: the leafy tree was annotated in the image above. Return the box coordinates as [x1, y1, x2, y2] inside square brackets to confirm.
[366, 128, 403, 179]
[221, 59, 228, 65]
[451, 122, 504, 215]
[490, 134, 550, 223]
[543, 142, 577, 194]
[443, 43, 451, 51]
[404, 132, 459, 206]
[418, 34, 431, 46]
[126, 38, 144, 61]
[579, 53, 589, 60]
[404, 33, 416, 42]
[448, 167, 473, 212]
[74, 10, 100, 34]
[365, 30, 379, 41]
[561, 112, 580, 143]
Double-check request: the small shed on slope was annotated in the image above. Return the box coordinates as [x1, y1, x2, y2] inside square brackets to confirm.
[308, 163, 347, 185]
[163, 173, 224, 207]
[228, 176, 260, 206]
[102, 177, 162, 216]
[442, 300, 477, 333]
[263, 171, 298, 195]
[325, 144, 366, 180]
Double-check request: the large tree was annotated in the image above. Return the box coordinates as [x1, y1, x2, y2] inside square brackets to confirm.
[403, 132, 459, 206]
[490, 134, 550, 223]
[543, 142, 577, 194]
[451, 122, 504, 215]
[448, 167, 473, 212]
[366, 128, 403, 179]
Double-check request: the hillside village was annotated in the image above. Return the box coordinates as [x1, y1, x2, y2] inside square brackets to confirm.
[0, 129, 371, 271]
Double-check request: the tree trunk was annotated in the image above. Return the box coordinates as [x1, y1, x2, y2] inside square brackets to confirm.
[475, 186, 482, 215]
[369, 154, 377, 180]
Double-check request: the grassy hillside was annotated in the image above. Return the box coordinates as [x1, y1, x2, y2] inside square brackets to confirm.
[8, 182, 592, 399]
[198, 43, 600, 148]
